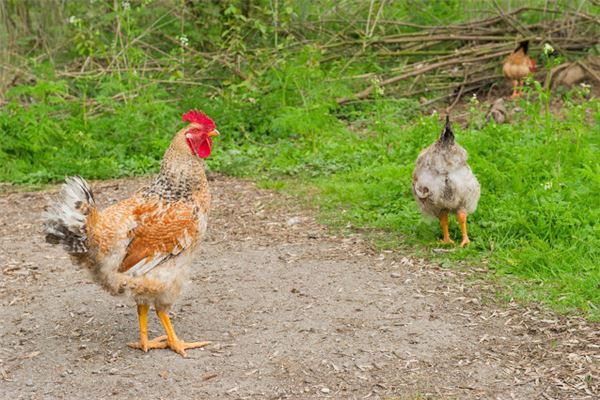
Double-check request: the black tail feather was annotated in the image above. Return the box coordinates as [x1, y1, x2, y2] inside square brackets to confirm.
[515, 40, 529, 54]
[440, 115, 454, 145]
[42, 176, 95, 254]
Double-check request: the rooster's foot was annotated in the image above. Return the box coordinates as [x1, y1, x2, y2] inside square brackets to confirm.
[127, 335, 168, 352]
[164, 339, 211, 357]
[460, 238, 471, 247]
[128, 335, 210, 356]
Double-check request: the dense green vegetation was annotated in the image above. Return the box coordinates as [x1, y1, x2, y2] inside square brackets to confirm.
[1, 1, 599, 318]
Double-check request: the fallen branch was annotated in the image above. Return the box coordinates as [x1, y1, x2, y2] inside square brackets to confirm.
[337, 49, 511, 104]
[330, 7, 598, 106]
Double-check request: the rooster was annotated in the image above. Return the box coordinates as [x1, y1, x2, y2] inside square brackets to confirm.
[503, 40, 535, 98]
[43, 110, 219, 357]
[412, 116, 480, 247]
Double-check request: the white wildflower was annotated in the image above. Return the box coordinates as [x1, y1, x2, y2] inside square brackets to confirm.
[122, 1, 131, 11]
[580, 83, 591, 89]
[369, 77, 381, 86]
[543, 181, 552, 190]
[470, 93, 479, 105]
[179, 34, 189, 47]
[68, 16, 80, 24]
[543, 43, 554, 55]
[368, 77, 384, 96]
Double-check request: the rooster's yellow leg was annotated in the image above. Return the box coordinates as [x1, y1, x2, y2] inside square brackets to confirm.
[156, 310, 211, 357]
[457, 210, 470, 247]
[127, 304, 168, 352]
[439, 212, 454, 244]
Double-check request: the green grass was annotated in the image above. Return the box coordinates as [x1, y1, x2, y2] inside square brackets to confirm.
[0, 78, 178, 183]
[232, 97, 600, 318]
[1, 72, 599, 319]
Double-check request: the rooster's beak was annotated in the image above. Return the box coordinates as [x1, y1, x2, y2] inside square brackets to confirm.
[208, 130, 220, 137]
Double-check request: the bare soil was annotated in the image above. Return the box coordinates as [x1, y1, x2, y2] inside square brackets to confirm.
[0, 176, 598, 400]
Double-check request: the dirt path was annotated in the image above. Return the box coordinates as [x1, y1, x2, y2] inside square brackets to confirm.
[0, 176, 597, 400]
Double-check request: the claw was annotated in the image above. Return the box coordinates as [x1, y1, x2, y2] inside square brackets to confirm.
[166, 339, 211, 358]
[129, 305, 211, 357]
[127, 335, 168, 352]
[156, 310, 211, 357]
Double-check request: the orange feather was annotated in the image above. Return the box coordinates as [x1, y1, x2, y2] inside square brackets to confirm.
[119, 200, 199, 272]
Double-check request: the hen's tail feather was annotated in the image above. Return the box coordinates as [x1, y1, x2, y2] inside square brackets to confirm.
[42, 176, 95, 254]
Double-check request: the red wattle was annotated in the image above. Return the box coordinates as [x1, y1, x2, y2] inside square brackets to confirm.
[186, 136, 212, 158]
[197, 137, 212, 158]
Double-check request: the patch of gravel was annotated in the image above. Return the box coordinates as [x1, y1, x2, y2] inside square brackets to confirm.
[0, 176, 597, 399]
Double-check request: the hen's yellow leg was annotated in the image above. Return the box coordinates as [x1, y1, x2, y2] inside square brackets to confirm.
[439, 212, 454, 244]
[517, 80, 525, 96]
[510, 80, 518, 98]
[157, 310, 211, 357]
[127, 304, 167, 352]
[457, 210, 470, 247]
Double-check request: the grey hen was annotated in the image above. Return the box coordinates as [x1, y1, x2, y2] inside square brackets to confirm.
[412, 116, 480, 247]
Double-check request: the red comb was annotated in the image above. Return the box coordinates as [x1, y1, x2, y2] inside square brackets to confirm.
[182, 109, 215, 130]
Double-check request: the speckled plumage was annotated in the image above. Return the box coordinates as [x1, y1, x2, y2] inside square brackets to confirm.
[44, 123, 212, 310]
[412, 118, 480, 219]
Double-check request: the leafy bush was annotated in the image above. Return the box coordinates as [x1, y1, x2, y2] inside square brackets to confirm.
[0, 78, 177, 183]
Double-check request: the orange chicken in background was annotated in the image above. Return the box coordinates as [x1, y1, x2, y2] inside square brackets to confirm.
[503, 40, 536, 98]
[43, 110, 219, 357]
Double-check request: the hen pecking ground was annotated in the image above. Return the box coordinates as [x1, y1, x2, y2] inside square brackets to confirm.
[0, 176, 597, 399]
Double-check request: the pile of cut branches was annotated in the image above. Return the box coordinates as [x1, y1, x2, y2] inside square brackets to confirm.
[1, 2, 599, 110]
[326, 6, 600, 106]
